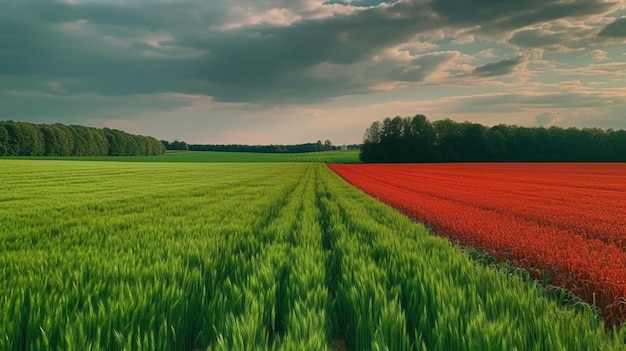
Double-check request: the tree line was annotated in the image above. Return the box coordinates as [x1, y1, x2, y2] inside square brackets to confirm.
[0, 121, 165, 157]
[360, 114, 626, 162]
[190, 140, 336, 153]
[161, 140, 189, 151]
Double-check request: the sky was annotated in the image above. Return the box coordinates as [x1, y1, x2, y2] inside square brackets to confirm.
[1, 0, 625, 145]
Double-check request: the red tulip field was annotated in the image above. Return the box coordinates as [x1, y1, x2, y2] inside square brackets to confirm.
[329, 163, 626, 323]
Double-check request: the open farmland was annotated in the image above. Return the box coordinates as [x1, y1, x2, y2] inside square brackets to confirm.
[1, 150, 362, 164]
[1, 160, 625, 350]
[329, 163, 626, 325]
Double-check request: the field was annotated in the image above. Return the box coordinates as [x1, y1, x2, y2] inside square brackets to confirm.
[1, 159, 625, 350]
[1, 150, 362, 164]
[329, 163, 626, 324]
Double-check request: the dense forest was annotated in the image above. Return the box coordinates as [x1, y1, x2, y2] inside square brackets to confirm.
[190, 140, 337, 153]
[360, 115, 626, 162]
[0, 121, 164, 157]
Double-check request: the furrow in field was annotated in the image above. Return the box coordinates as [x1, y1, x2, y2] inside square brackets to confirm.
[273, 164, 329, 350]
[210, 164, 331, 350]
[316, 169, 411, 350]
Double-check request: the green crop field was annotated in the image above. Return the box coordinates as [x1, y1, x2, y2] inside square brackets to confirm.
[1, 160, 624, 350]
[1, 150, 362, 164]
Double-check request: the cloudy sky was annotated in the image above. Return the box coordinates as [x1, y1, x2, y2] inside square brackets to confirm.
[1, 0, 625, 144]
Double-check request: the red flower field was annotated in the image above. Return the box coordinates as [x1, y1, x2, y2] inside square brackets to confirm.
[329, 163, 626, 323]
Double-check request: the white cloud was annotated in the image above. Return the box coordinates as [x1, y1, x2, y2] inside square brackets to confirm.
[554, 62, 626, 76]
[217, 8, 303, 30]
[589, 49, 609, 61]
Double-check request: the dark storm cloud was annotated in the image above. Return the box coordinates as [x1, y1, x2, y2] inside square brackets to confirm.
[599, 17, 626, 37]
[0, 1, 217, 96]
[473, 55, 526, 77]
[15, 0, 225, 31]
[185, 1, 442, 102]
[0, 0, 442, 103]
[509, 29, 570, 49]
[383, 51, 459, 82]
[0, 90, 186, 124]
[0, 0, 623, 108]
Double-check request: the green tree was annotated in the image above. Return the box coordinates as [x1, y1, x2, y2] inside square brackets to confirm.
[433, 119, 462, 162]
[1, 121, 163, 157]
[164, 140, 189, 151]
[0, 123, 8, 156]
[104, 128, 125, 156]
[69, 125, 90, 156]
[151, 137, 165, 155]
[487, 127, 508, 161]
[359, 114, 626, 163]
[324, 140, 332, 151]
[406, 114, 436, 162]
[88, 128, 109, 156]
[316, 140, 323, 152]
[3, 121, 25, 156]
[360, 121, 382, 163]
[21, 122, 44, 156]
[53, 124, 74, 156]
[457, 122, 489, 161]
[608, 130, 626, 161]
[40, 125, 59, 156]
[380, 116, 404, 162]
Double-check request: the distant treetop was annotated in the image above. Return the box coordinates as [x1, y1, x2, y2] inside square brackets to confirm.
[360, 114, 626, 162]
[189, 141, 341, 153]
[0, 121, 164, 157]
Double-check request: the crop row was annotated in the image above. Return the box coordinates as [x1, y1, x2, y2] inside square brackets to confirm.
[329, 163, 626, 324]
[1, 160, 624, 349]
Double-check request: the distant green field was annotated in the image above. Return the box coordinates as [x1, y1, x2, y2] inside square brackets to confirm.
[0, 150, 361, 163]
